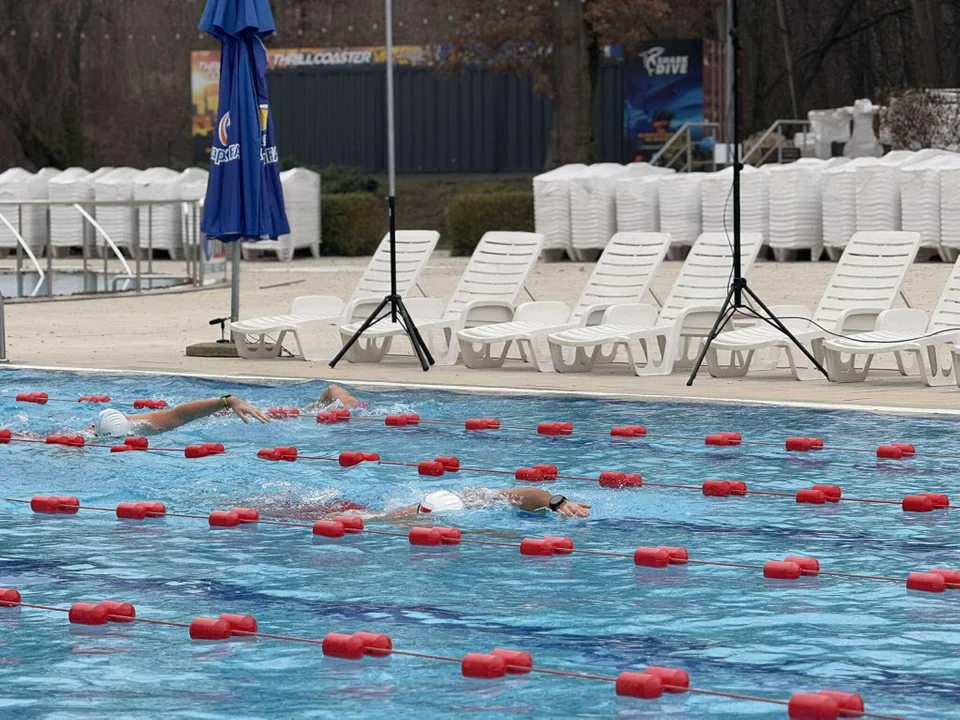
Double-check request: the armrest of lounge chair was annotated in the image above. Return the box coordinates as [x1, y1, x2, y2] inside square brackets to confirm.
[343, 295, 392, 324]
[672, 304, 734, 334]
[460, 299, 517, 328]
[601, 303, 660, 328]
[874, 308, 930, 333]
[834, 306, 889, 333]
[290, 295, 347, 318]
[515, 301, 572, 324]
[403, 297, 447, 321]
[578, 303, 617, 327]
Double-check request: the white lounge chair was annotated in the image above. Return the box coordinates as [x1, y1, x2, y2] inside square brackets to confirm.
[457, 232, 671, 372]
[337, 231, 544, 365]
[706, 231, 921, 380]
[230, 230, 439, 359]
[544, 232, 764, 375]
[824, 256, 960, 386]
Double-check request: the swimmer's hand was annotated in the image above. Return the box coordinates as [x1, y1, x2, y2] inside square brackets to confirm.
[556, 500, 591, 518]
[229, 397, 270, 424]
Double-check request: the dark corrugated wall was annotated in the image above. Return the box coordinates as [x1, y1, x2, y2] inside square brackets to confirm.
[268, 65, 624, 173]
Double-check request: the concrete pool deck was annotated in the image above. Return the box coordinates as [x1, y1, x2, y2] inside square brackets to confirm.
[5, 252, 959, 413]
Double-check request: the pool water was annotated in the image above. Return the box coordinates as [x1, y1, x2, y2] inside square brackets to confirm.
[0, 369, 958, 719]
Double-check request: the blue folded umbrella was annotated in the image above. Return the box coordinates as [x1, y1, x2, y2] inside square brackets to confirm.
[200, 0, 289, 242]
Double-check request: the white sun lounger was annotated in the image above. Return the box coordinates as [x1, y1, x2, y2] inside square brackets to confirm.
[456, 232, 671, 372]
[823, 256, 960, 386]
[337, 231, 544, 365]
[705, 231, 921, 380]
[544, 232, 764, 375]
[230, 230, 439, 359]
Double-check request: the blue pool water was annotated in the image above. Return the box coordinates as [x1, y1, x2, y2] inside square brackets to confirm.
[0, 369, 958, 719]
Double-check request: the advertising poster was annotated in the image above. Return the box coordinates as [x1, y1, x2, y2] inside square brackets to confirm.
[192, 46, 434, 163]
[623, 39, 706, 162]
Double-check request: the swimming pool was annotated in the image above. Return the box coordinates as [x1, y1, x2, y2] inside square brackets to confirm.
[1, 369, 957, 718]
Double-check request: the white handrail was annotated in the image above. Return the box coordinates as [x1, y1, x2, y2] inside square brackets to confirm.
[72, 204, 134, 291]
[0, 211, 46, 297]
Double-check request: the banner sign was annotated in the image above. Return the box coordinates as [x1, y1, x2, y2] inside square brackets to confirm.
[192, 46, 434, 159]
[623, 39, 712, 162]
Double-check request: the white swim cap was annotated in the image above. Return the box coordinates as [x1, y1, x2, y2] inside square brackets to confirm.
[95, 409, 132, 438]
[418, 490, 465, 514]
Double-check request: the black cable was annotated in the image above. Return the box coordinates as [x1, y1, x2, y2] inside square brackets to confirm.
[732, 305, 960, 345]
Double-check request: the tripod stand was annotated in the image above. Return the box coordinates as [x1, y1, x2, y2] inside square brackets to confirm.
[329, 0, 433, 372]
[686, 0, 827, 386]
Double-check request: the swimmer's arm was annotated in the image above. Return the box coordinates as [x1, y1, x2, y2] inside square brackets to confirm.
[498, 489, 591, 518]
[132, 396, 269, 432]
[318, 384, 359, 410]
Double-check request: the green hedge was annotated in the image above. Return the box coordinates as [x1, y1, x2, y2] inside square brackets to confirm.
[320, 193, 387, 256]
[446, 192, 534, 256]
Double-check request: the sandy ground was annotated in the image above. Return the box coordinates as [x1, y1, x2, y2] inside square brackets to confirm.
[3, 252, 958, 413]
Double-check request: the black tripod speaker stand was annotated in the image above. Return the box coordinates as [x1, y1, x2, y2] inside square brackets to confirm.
[686, 0, 827, 385]
[329, 0, 433, 372]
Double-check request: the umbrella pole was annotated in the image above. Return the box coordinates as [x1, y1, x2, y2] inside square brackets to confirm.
[330, 0, 434, 371]
[230, 242, 241, 322]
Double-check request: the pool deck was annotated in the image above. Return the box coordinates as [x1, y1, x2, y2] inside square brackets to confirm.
[6, 252, 959, 414]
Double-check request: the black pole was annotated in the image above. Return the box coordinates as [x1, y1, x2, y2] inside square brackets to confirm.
[686, 0, 828, 385]
[329, 0, 433, 371]
[731, 0, 743, 306]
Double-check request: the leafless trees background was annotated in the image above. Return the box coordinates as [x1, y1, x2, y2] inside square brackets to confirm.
[0, 0, 958, 170]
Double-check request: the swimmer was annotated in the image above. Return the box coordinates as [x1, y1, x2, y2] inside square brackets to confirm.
[93, 395, 269, 438]
[387, 488, 591, 519]
[315, 384, 366, 411]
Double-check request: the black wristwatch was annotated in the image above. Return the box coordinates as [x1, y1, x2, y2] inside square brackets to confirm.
[220, 395, 233, 408]
[548, 494, 567, 512]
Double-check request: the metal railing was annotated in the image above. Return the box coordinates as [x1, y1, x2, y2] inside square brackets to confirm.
[648, 122, 722, 173]
[0, 198, 227, 299]
[742, 119, 811, 166]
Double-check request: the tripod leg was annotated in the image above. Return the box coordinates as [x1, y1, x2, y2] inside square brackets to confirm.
[685, 286, 738, 386]
[742, 285, 828, 378]
[395, 296, 435, 369]
[329, 296, 391, 368]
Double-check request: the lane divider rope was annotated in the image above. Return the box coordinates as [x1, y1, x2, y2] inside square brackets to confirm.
[6, 498, 960, 595]
[0, 589, 910, 720]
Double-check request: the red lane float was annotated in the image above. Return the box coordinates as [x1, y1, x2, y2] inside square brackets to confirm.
[312, 520, 345, 538]
[258, 446, 298, 462]
[322, 632, 365, 659]
[116, 502, 149, 520]
[645, 666, 690, 693]
[99, 600, 136, 623]
[763, 560, 802, 580]
[610, 425, 647, 437]
[220, 613, 258, 634]
[337, 451, 380, 467]
[543, 535, 574, 555]
[208, 510, 241, 528]
[633, 547, 670, 568]
[902, 495, 934, 512]
[190, 617, 232, 641]
[598, 471, 643, 489]
[435, 456, 460, 472]
[465, 418, 500, 431]
[705, 432, 741, 447]
[16, 392, 48, 405]
[784, 556, 821, 576]
[906, 572, 946, 593]
[796, 489, 826, 505]
[615, 672, 664, 700]
[520, 538, 555, 556]
[537, 421, 573, 436]
[267, 407, 300, 419]
[45, 435, 85, 448]
[533, 464, 559, 480]
[658, 546, 689, 565]
[0, 588, 22, 607]
[462, 652, 506, 679]
[385, 414, 420, 427]
[78, 396, 111, 403]
[133, 399, 167, 410]
[68, 602, 109, 626]
[316, 409, 351, 424]
[29, 495, 80, 515]
[0, 429, 10, 444]
[930, 568, 960, 585]
[785, 437, 823, 452]
[334, 516, 364, 533]
[417, 461, 445, 477]
[515, 467, 546, 482]
[812, 484, 841, 502]
[492, 648, 533, 674]
[408, 526, 463, 546]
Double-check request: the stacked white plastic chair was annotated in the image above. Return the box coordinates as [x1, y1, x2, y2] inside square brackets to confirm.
[178, 168, 208, 254]
[658, 173, 705, 255]
[855, 150, 944, 236]
[243, 167, 321, 262]
[94, 167, 142, 255]
[700, 165, 768, 244]
[0, 168, 60, 253]
[767, 157, 849, 261]
[533, 164, 586, 260]
[615, 165, 675, 234]
[134, 168, 184, 259]
[940, 165, 960, 258]
[900, 153, 960, 262]
[49, 168, 97, 255]
[569, 163, 625, 261]
[821, 157, 878, 260]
